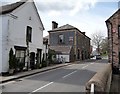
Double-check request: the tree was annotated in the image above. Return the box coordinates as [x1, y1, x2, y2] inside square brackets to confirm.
[101, 37, 108, 54]
[48, 49, 56, 64]
[91, 32, 104, 54]
[9, 48, 16, 69]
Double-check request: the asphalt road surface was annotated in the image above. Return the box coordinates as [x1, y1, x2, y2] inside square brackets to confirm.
[1, 60, 108, 93]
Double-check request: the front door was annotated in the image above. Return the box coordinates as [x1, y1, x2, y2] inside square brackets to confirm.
[36, 49, 42, 67]
[30, 52, 35, 69]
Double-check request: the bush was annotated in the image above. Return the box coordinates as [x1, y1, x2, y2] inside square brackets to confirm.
[42, 61, 47, 67]
[9, 48, 16, 69]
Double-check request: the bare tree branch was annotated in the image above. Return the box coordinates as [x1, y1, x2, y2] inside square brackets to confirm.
[91, 31, 105, 54]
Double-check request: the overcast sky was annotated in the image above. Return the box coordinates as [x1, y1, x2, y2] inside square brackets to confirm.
[0, 0, 120, 38]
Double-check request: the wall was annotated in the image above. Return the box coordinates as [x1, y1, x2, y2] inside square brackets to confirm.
[56, 54, 70, 62]
[49, 30, 75, 46]
[107, 10, 120, 68]
[76, 30, 90, 60]
[1, 1, 44, 73]
[0, 15, 3, 73]
[9, 1, 43, 52]
[1, 15, 9, 73]
[49, 29, 90, 61]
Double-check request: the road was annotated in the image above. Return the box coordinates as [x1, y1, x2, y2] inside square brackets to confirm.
[1, 60, 108, 93]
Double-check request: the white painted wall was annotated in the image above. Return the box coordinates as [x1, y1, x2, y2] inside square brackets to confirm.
[1, 15, 9, 73]
[1, 0, 44, 73]
[56, 54, 70, 62]
[0, 15, 2, 73]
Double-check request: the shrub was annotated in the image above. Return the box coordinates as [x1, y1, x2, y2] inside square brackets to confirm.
[9, 48, 16, 69]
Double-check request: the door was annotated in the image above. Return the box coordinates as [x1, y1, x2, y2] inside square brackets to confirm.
[30, 52, 35, 69]
[77, 49, 80, 60]
[36, 49, 42, 67]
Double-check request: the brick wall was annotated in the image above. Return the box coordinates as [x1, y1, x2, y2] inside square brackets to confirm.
[106, 9, 120, 68]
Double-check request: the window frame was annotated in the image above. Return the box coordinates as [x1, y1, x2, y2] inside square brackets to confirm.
[26, 26, 32, 42]
[15, 49, 26, 64]
[58, 34, 64, 44]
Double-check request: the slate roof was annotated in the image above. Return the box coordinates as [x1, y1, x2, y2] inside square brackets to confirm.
[48, 24, 91, 39]
[48, 24, 77, 32]
[0, 0, 28, 15]
[49, 46, 72, 54]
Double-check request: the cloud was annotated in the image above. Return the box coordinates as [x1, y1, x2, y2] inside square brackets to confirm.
[35, 0, 97, 16]
[48, 10, 61, 17]
[70, 0, 97, 16]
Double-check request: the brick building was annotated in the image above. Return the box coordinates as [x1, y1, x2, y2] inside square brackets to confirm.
[48, 21, 91, 62]
[105, 8, 120, 72]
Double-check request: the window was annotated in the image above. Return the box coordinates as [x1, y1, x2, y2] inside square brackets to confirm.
[58, 34, 64, 44]
[16, 50, 25, 63]
[118, 25, 120, 37]
[26, 26, 32, 42]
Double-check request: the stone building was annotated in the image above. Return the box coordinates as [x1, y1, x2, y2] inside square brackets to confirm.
[105, 8, 120, 73]
[48, 21, 91, 62]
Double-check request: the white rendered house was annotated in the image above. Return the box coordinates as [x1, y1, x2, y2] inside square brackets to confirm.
[0, 0, 44, 73]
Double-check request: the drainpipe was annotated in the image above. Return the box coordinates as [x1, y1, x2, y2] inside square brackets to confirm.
[26, 38, 30, 70]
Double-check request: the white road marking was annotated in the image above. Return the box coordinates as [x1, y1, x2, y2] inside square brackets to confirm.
[62, 71, 77, 78]
[30, 82, 53, 93]
[82, 65, 89, 69]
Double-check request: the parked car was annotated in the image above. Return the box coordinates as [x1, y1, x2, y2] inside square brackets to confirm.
[96, 55, 102, 60]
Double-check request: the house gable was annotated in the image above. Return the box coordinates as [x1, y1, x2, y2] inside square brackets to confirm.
[11, 0, 44, 30]
[0, 0, 44, 30]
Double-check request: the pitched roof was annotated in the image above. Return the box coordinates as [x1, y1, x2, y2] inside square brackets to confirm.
[48, 24, 91, 40]
[48, 24, 77, 32]
[0, 0, 28, 15]
[49, 46, 72, 54]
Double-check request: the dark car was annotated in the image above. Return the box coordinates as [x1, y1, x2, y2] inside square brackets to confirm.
[96, 55, 102, 60]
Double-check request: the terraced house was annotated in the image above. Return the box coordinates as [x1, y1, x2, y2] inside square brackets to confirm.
[48, 21, 91, 62]
[0, 0, 44, 73]
[106, 8, 120, 73]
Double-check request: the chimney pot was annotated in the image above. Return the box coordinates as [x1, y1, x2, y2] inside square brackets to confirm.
[82, 32, 86, 35]
[52, 21, 58, 29]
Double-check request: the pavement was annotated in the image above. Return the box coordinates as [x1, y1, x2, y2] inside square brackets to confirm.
[0, 63, 72, 83]
[110, 74, 120, 92]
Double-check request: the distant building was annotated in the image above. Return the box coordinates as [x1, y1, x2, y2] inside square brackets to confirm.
[0, 0, 44, 73]
[43, 37, 49, 61]
[48, 21, 91, 62]
[105, 8, 120, 72]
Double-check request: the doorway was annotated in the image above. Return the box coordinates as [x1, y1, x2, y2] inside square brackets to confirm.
[36, 49, 42, 67]
[30, 52, 35, 69]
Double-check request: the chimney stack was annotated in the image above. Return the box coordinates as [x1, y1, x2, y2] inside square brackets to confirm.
[52, 21, 58, 29]
[82, 32, 86, 35]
